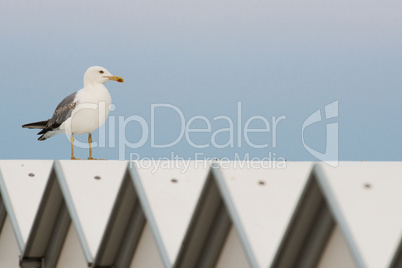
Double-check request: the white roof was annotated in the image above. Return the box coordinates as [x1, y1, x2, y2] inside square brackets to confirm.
[0, 161, 400, 268]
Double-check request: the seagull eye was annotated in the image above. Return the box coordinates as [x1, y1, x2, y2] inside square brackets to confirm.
[99, 70, 104, 74]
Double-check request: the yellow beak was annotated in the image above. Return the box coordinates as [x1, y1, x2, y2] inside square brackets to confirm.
[107, 75, 124, 83]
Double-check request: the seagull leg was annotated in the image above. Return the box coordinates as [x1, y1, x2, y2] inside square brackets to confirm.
[88, 133, 94, 160]
[87, 133, 105, 160]
[70, 134, 81, 160]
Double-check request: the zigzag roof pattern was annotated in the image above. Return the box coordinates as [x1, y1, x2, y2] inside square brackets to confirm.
[0, 161, 400, 268]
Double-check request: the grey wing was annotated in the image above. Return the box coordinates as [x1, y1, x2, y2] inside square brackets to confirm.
[39, 92, 77, 133]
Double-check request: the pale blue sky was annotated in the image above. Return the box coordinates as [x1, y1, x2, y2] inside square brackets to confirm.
[1, 0, 401, 161]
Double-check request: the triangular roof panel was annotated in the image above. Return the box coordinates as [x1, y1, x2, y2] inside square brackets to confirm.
[56, 160, 129, 262]
[0, 160, 52, 251]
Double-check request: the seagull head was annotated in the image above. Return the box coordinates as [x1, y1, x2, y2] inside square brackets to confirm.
[83, 66, 124, 87]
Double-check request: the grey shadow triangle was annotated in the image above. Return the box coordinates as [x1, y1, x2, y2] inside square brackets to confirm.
[0, 191, 6, 234]
[21, 162, 72, 267]
[94, 166, 147, 267]
[92, 161, 173, 267]
[317, 162, 402, 268]
[272, 164, 363, 268]
[127, 163, 171, 268]
[174, 163, 258, 268]
[101, 160, 210, 268]
[390, 241, 402, 268]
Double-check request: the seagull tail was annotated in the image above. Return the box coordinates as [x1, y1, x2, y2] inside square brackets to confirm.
[22, 120, 53, 141]
[22, 120, 49, 129]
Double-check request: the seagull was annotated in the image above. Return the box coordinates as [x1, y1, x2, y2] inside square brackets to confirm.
[22, 66, 124, 160]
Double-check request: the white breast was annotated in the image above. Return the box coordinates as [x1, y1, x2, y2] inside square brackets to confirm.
[63, 85, 112, 135]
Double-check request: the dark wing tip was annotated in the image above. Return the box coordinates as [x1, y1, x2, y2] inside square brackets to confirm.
[22, 120, 49, 129]
[38, 135, 47, 141]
